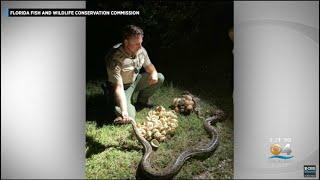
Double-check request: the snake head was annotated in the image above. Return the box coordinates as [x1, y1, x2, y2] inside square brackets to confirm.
[212, 109, 225, 120]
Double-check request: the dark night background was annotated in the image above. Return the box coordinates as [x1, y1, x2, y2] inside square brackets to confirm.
[87, 1, 234, 108]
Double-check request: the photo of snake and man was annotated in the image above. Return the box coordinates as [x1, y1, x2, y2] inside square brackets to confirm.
[86, 1, 234, 179]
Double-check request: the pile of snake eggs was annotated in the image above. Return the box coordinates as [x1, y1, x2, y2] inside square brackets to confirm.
[172, 95, 195, 115]
[137, 106, 178, 143]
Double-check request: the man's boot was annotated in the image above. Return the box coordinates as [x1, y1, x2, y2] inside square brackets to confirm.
[135, 97, 155, 111]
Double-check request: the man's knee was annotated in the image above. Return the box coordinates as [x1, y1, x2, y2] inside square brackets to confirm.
[157, 73, 165, 84]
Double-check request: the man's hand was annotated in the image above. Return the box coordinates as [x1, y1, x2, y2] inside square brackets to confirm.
[145, 64, 158, 85]
[148, 72, 158, 85]
[121, 111, 133, 121]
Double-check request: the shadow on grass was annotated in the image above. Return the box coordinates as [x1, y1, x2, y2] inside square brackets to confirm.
[86, 135, 106, 158]
[87, 94, 116, 127]
[86, 135, 143, 159]
[86, 85, 151, 128]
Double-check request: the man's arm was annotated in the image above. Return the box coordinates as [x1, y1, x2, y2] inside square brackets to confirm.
[113, 83, 131, 120]
[145, 64, 158, 85]
[106, 58, 131, 120]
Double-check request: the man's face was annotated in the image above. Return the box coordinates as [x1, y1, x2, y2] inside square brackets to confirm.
[124, 35, 143, 55]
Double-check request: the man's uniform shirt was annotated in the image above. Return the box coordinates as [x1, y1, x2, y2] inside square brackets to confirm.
[106, 43, 152, 85]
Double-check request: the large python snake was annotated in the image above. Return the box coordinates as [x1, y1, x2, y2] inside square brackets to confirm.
[130, 95, 225, 179]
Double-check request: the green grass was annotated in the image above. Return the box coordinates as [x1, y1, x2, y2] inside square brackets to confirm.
[86, 80, 233, 179]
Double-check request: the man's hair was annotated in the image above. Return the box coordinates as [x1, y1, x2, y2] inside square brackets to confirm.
[122, 25, 144, 40]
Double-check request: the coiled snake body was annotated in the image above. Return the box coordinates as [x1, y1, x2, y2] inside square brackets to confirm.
[130, 97, 225, 179]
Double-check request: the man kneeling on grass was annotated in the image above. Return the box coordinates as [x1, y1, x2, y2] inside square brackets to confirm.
[105, 25, 165, 124]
